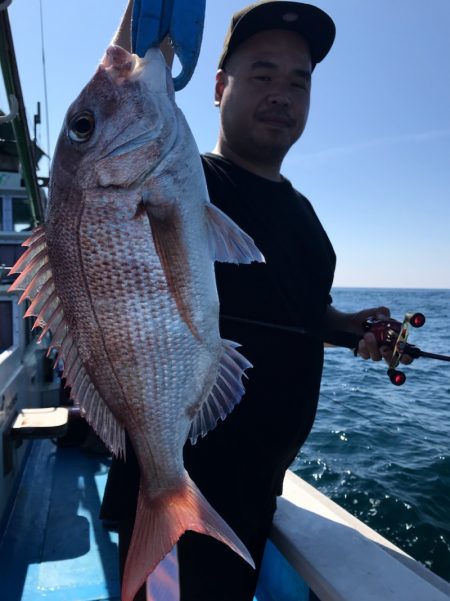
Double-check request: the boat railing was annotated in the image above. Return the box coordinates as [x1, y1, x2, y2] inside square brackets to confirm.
[259, 470, 450, 601]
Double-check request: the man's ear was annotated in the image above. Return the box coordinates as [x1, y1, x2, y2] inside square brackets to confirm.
[214, 69, 226, 107]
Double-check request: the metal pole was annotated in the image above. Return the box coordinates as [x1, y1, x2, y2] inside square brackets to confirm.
[0, 6, 45, 225]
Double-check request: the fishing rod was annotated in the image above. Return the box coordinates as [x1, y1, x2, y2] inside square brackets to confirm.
[221, 312, 450, 386]
[221, 314, 359, 347]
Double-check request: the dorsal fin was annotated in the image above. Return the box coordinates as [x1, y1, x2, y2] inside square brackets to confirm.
[8, 227, 126, 458]
[24, 278, 55, 318]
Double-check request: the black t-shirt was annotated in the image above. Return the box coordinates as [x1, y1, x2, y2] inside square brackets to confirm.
[202, 153, 335, 329]
[182, 154, 336, 510]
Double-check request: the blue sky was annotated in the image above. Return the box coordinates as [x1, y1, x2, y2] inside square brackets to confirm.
[2, 0, 450, 289]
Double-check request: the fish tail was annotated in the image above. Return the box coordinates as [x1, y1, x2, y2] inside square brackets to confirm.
[121, 476, 255, 601]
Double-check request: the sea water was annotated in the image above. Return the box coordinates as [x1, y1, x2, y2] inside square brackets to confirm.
[292, 288, 450, 582]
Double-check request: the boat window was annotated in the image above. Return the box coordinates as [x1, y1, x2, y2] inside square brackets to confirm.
[12, 196, 33, 232]
[0, 300, 13, 353]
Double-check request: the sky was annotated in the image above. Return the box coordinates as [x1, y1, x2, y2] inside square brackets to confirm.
[1, 0, 450, 290]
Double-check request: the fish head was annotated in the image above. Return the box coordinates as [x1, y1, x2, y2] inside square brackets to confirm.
[50, 46, 177, 196]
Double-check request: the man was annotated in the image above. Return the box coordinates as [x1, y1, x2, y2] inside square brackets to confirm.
[102, 2, 405, 599]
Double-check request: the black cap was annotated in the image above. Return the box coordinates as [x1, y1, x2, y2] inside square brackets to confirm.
[218, 1, 336, 70]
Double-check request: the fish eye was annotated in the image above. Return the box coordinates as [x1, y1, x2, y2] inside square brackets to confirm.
[68, 111, 95, 142]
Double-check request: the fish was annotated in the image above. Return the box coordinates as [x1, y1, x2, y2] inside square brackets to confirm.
[9, 45, 264, 601]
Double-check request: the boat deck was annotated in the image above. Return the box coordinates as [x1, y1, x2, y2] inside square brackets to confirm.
[0, 439, 307, 601]
[3, 434, 450, 601]
[1, 440, 120, 601]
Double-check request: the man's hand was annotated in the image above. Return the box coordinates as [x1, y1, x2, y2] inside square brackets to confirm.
[353, 306, 391, 362]
[324, 305, 413, 365]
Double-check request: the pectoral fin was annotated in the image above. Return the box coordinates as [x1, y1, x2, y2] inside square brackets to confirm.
[144, 196, 200, 340]
[205, 203, 265, 264]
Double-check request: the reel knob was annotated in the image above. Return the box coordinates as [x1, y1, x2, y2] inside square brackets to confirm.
[387, 368, 406, 386]
[410, 312, 426, 328]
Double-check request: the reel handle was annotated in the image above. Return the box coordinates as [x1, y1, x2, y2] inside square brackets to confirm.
[387, 368, 406, 386]
[408, 312, 426, 328]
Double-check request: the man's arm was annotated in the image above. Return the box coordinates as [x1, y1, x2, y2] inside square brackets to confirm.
[112, 0, 174, 66]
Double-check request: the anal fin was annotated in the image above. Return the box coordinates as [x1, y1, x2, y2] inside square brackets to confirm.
[188, 339, 252, 444]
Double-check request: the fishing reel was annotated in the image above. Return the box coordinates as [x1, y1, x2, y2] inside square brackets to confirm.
[362, 312, 450, 385]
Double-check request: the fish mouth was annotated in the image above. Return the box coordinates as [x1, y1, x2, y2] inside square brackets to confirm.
[101, 45, 137, 74]
[101, 45, 170, 94]
[96, 46, 177, 184]
[99, 49, 171, 160]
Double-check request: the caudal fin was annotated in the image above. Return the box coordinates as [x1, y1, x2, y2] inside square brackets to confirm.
[122, 476, 254, 601]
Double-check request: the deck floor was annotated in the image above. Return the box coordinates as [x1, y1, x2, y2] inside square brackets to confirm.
[0, 439, 120, 601]
[0, 439, 307, 601]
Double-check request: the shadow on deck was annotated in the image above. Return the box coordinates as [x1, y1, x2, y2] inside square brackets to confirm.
[0, 439, 120, 601]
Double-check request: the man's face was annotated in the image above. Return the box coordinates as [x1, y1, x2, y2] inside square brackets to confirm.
[216, 29, 312, 165]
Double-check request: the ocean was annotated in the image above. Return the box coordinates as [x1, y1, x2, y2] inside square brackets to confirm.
[292, 288, 450, 582]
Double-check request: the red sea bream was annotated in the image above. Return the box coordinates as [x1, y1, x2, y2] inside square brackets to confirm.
[9, 45, 264, 601]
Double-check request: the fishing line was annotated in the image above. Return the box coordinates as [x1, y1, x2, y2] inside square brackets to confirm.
[39, 0, 51, 167]
[319, 389, 387, 431]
